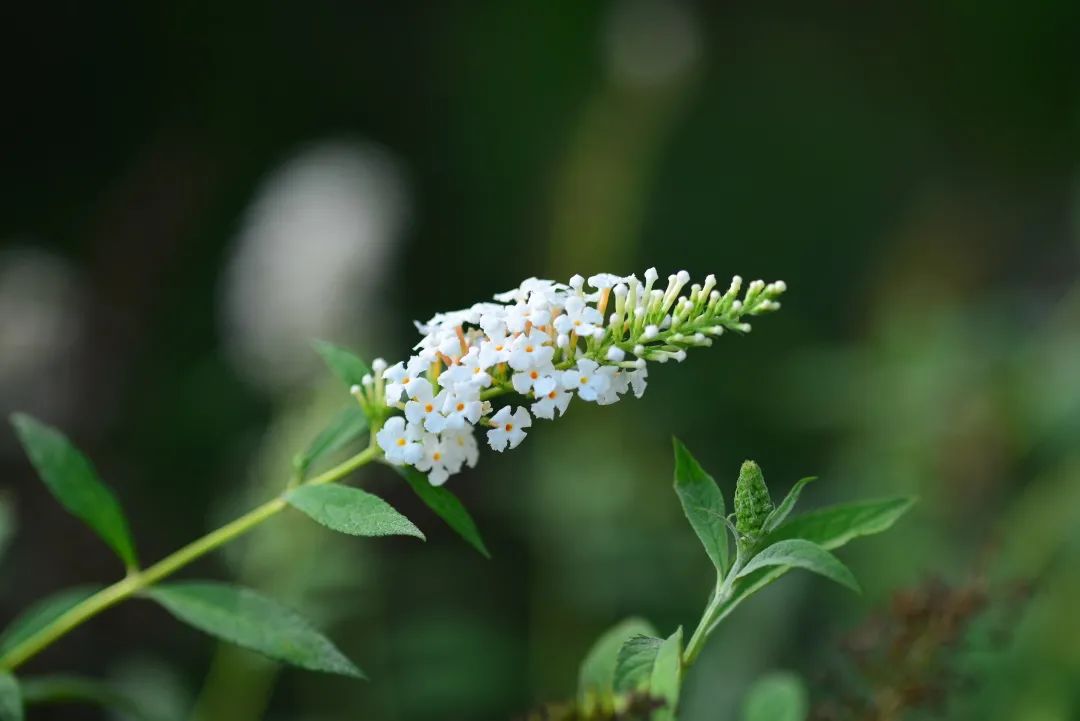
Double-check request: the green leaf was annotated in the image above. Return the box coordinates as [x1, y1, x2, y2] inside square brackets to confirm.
[648, 626, 683, 721]
[0, 586, 102, 655]
[10, 414, 138, 569]
[738, 539, 860, 593]
[762, 477, 816, 533]
[672, 438, 728, 573]
[286, 484, 424, 540]
[0, 495, 13, 565]
[19, 675, 158, 721]
[148, 582, 363, 678]
[578, 618, 657, 710]
[741, 671, 808, 721]
[294, 404, 369, 479]
[313, 340, 371, 388]
[0, 673, 21, 721]
[395, 466, 490, 558]
[612, 634, 663, 694]
[768, 496, 917, 550]
[708, 497, 914, 632]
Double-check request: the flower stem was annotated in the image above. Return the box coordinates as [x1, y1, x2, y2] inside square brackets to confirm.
[0, 444, 381, 672]
[682, 551, 745, 667]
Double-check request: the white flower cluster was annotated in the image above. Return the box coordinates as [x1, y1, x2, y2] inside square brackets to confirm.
[356, 270, 785, 485]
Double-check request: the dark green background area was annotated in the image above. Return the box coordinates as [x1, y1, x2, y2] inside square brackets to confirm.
[2, 2, 1079, 720]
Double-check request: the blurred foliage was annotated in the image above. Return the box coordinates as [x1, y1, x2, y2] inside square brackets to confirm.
[2, 1, 1080, 719]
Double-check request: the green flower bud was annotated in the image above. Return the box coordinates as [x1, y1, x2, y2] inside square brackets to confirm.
[734, 460, 773, 537]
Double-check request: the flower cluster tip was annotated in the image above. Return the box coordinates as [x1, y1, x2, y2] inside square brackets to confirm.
[355, 270, 785, 485]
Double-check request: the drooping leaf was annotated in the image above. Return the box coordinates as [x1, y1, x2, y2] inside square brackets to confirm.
[648, 627, 683, 721]
[577, 618, 657, 710]
[612, 634, 663, 694]
[286, 484, 424, 540]
[148, 582, 363, 678]
[708, 497, 914, 632]
[672, 438, 728, 573]
[10, 414, 138, 569]
[19, 675, 158, 721]
[0, 673, 21, 721]
[738, 539, 860, 593]
[768, 496, 917, 550]
[294, 404, 369, 479]
[312, 340, 371, 388]
[395, 466, 489, 558]
[741, 671, 808, 721]
[0, 586, 102, 655]
[762, 477, 816, 533]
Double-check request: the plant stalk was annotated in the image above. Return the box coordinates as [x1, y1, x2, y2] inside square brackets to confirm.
[682, 551, 745, 667]
[0, 444, 381, 672]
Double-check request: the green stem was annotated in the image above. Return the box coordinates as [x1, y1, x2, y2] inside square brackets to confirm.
[682, 551, 745, 667]
[0, 445, 381, 672]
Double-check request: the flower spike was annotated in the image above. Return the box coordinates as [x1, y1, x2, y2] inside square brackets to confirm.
[360, 270, 785, 485]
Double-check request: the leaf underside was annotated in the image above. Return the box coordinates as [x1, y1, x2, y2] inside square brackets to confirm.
[578, 617, 658, 710]
[738, 539, 860, 593]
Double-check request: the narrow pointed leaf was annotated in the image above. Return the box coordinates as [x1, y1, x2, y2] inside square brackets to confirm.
[672, 438, 728, 572]
[738, 539, 860, 593]
[312, 341, 371, 388]
[768, 496, 917, 549]
[395, 466, 489, 558]
[10, 414, 138, 569]
[578, 617, 657, 710]
[708, 497, 914, 631]
[612, 634, 663, 693]
[0, 586, 103, 655]
[762, 477, 816, 533]
[741, 672, 808, 721]
[294, 404, 369, 479]
[148, 582, 363, 678]
[19, 675, 157, 721]
[0, 673, 21, 721]
[649, 626, 683, 721]
[286, 484, 424, 540]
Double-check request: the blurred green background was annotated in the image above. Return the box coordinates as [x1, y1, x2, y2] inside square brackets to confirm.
[2, 2, 1079, 719]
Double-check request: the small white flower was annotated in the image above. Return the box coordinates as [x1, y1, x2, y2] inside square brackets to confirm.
[486, 406, 532, 451]
[508, 330, 555, 371]
[628, 367, 648, 398]
[531, 385, 572, 420]
[504, 303, 532, 334]
[405, 385, 450, 433]
[561, 359, 611, 402]
[511, 369, 557, 397]
[595, 367, 625, 405]
[478, 333, 513, 368]
[415, 434, 453, 486]
[438, 348, 492, 390]
[441, 390, 484, 429]
[384, 358, 429, 404]
[443, 426, 479, 470]
[588, 272, 626, 290]
[554, 296, 603, 337]
[376, 417, 424, 465]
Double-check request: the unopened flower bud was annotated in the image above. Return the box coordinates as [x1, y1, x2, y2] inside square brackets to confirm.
[735, 460, 773, 538]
